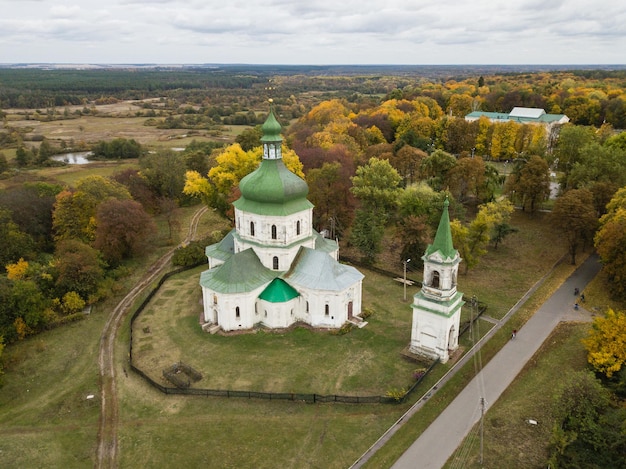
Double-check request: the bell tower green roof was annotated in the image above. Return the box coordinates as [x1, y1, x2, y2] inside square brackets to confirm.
[425, 197, 457, 260]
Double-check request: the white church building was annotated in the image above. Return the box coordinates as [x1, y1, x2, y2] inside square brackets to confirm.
[410, 198, 464, 363]
[199, 106, 364, 332]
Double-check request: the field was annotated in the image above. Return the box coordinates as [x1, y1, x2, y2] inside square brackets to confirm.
[3, 100, 252, 156]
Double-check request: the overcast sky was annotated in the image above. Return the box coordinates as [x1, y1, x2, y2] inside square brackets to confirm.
[1, 0, 625, 65]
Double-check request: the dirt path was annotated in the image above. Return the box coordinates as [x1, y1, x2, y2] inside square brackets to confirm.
[95, 206, 208, 469]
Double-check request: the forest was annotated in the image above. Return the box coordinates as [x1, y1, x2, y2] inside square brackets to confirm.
[1, 66, 625, 466]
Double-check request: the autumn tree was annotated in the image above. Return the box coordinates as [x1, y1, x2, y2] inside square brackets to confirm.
[582, 309, 626, 378]
[55, 239, 105, 301]
[450, 199, 514, 273]
[0, 183, 60, 251]
[94, 199, 156, 265]
[307, 161, 354, 235]
[551, 188, 598, 265]
[505, 155, 550, 213]
[52, 175, 131, 243]
[594, 187, 626, 299]
[0, 208, 34, 271]
[390, 144, 427, 186]
[446, 156, 485, 203]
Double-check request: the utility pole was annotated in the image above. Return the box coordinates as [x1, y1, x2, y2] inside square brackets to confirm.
[480, 396, 485, 465]
[403, 258, 411, 301]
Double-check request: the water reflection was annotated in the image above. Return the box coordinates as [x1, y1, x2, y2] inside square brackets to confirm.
[52, 152, 93, 165]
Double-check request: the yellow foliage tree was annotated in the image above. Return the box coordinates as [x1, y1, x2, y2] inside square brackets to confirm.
[62, 291, 86, 314]
[6, 258, 29, 281]
[582, 308, 626, 378]
[14, 317, 31, 340]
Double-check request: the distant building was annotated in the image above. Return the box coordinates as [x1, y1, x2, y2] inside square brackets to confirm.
[465, 107, 569, 127]
[199, 105, 364, 333]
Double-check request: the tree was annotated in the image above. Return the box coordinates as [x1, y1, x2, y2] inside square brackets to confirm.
[36, 138, 53, 165]
[0, 208, 34, 272]
[450, 200, 513, 273]
[139, 149, 186, 200]
[553, 124, 596, 173]
[0, 184, 59, 251]
[395, 214, 431, 268]
[582, 308, 626, 378]
[350, 208, 386, 264]
[446, 156, 485, 203]
[505, 155, 550, 213]
[547, 371, 618, 469]
[112, 169, 159, 213]
[55, 239, 105, 301]
[94, 198, 156, 265]
[350, 157, 402, 216]
[551, 188, 598, 265]
[391, 145, 427, 186]
[0, 151, 8, 173]
[419, 150, 457, 191]
[595, 187, 626, 299]
[307, 162, 354, 235]
[235, 125, 263, 151]
[52, 176, 131, 243]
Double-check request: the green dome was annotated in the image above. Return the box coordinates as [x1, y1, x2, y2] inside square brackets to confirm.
[261, 108, 282, 143]
[239, 159, 308, 204]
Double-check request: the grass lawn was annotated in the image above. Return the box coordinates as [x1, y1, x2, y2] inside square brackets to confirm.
[132, 267, 420, 396]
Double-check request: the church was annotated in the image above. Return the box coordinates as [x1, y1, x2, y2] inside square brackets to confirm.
[199, 105, 364, 332]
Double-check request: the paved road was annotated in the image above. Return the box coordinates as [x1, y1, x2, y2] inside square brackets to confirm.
[391, 254, 602, 469]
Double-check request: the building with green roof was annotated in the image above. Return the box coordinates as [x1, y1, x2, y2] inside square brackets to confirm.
[200, 104, 364, 332]
[465, 107, 569, 127]
[409, 198, 464, 363]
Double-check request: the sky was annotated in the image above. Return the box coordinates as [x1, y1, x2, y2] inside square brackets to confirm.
[1, 0, 625, 65]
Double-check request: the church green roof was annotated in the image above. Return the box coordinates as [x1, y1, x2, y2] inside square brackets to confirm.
[259, 278, 300, 303]
[235, 159, 312, 215]
[199, 248, 278, 294]
[425, 198, 457, 260]
[260, 107, 283, 143]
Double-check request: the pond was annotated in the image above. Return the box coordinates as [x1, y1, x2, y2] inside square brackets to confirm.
[51, 151, 93, 165]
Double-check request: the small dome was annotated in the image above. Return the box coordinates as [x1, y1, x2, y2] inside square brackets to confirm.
[239, 159, 308, 204]
[261, 108, 282, 143]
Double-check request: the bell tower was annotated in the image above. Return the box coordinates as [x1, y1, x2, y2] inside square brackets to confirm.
[410, 198, 464, 363]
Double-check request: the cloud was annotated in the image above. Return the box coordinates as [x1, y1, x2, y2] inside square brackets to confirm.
[1, 0, 625, 64]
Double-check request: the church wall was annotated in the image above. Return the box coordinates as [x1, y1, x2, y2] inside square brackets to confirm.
[202, 286, 267, 332]
[235, 208, 313, 246]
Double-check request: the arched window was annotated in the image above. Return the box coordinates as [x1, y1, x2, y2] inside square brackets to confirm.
[306, 301, 309, 313]
[235, 306, 240, 318]
[250, 221, 255, 237]
[432, 271, 440, 289]
[273, 256, 279, 270]
[271, 224, 277, 240]
[325, 304, 330, 316]
[296, 220, 301, 236]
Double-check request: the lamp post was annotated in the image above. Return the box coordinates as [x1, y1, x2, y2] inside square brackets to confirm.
[403, 258, 411, 301]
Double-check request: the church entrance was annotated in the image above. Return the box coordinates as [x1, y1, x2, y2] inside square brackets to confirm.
[348, 301, 353, 319]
